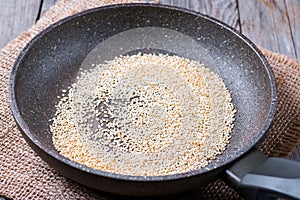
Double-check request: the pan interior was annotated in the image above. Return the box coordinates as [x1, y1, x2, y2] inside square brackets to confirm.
[13, 5, 275, 177]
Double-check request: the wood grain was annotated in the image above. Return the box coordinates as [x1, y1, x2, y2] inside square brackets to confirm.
[285, 0, 300, 59]
[201, 0, 239, 30]
[40, 0, 58, 17]
[159, 0, 207, 13]
[238, 0, 296, 58]
[159, 0, 239, 30]
[0, 0, 41, 49]
[0, 0, 298, 162]
[159, 0, 300, 161]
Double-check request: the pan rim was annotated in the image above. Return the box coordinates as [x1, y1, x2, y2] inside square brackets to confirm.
[8, 3, 277, 182]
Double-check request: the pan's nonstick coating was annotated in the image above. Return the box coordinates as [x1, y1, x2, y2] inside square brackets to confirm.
[9, 4, 276, 195]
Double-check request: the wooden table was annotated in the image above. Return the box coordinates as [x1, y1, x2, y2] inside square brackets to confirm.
[0, 0, 299, 177]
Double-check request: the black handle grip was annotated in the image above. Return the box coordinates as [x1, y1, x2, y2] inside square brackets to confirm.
[225, 150, 300, 200]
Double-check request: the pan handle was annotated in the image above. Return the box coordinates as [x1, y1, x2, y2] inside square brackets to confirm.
[225, 150, 300, 200]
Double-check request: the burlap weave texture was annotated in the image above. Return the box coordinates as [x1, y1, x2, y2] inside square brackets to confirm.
[0, 0, 299, 199]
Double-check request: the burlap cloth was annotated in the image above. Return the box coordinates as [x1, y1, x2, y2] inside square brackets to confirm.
[0, 0, 299, 199]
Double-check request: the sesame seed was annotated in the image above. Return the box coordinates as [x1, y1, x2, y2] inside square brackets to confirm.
[50, 54, 235, 176]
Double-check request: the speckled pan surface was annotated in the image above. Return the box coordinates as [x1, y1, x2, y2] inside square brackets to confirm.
[8, 3, 277, 196]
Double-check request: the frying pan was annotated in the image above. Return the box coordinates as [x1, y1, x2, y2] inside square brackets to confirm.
[8, 4, 300, 199]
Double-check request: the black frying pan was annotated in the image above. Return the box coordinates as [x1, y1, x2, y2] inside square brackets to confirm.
[8, 4, 300, 199]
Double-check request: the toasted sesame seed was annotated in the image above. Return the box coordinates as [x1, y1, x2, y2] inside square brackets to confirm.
[50, 54, 235, 176]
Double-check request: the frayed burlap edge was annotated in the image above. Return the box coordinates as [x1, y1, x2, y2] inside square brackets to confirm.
[258, 47, 300, 157]
[0, 0, 299, 199]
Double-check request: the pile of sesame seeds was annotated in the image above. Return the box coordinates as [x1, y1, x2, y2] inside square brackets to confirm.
[50, 54, 235, 176]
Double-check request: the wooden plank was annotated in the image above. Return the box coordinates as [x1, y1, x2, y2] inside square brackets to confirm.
[0, 1, 298, 163]
[238, 0, 296, 58]
[0, 0, 42, 49]
[159, 0, 239, 30]
[200, 0, 239, 30]
[40, 0, 58, 17]
[159, 0, 300, 161]
[285, 0, 300, 59]
[159, 0, 207, 13]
